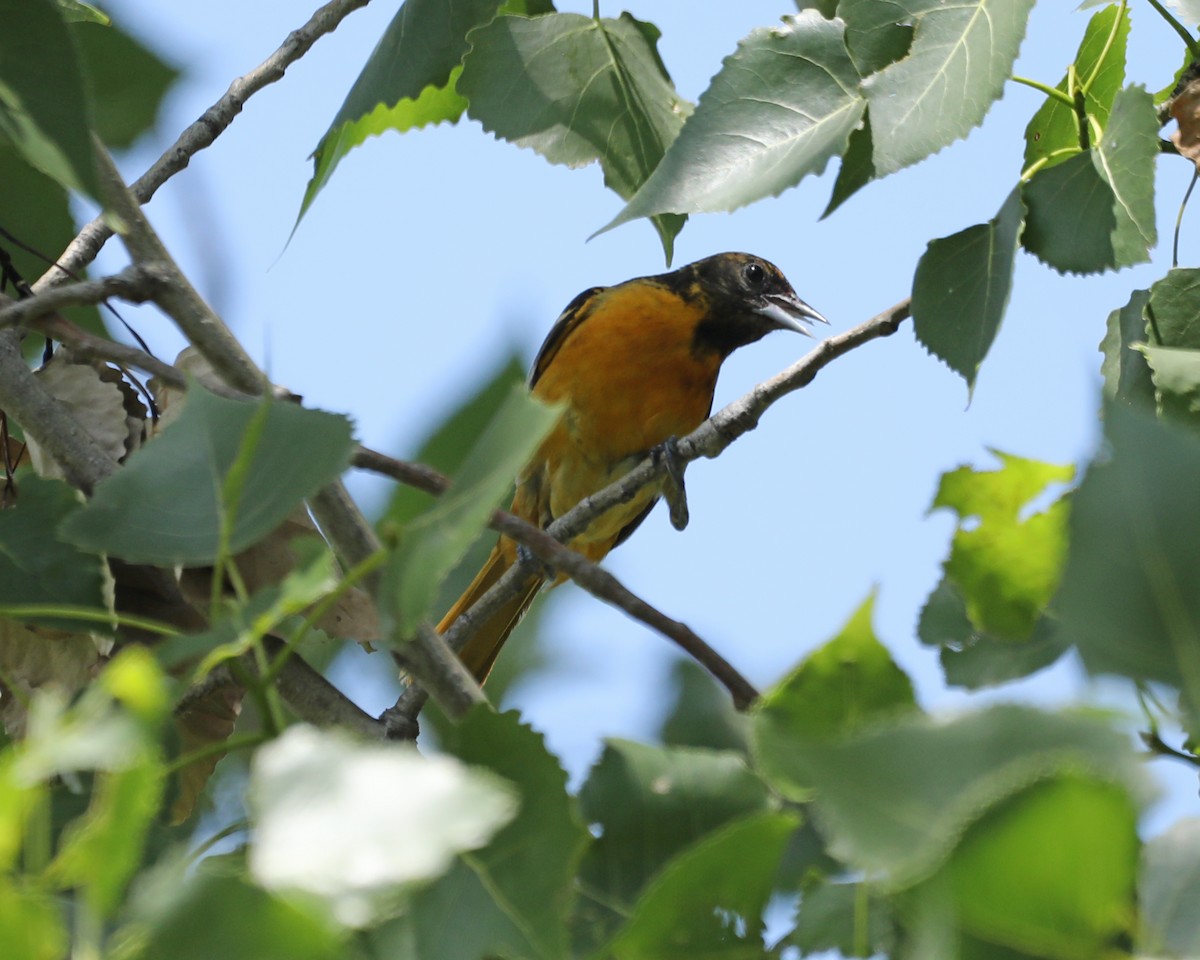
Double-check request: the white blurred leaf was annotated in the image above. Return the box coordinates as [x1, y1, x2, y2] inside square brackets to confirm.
[248, 725, 518, 927]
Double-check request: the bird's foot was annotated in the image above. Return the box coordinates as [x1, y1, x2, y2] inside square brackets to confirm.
[653, 436, 690, 531]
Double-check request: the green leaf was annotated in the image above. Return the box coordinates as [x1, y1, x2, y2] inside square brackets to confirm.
[659, 658, 750, 755]
[839, 0, 914, 76]
[606, 812, 800, 960]
[54, 0, 108, 24]
[911, 186, 1023, 391]
[0, 0, 100, 200]
[248, 724, 517, 927]
[1147, 267, 1200, 349]
[930, 451, 1073, 643]
[575, 739, 771, 947]
[0, 474, 108, 631]
[133, 872, 342, 960]
[1139, 818, 1200, 957]
[300, 0, 506, 220]
[1022, 85, 1158, 273]
[822, 108, 875, 217]
[917, 577, 1068, 689]
[71, 20, 179, 149]
[47, 759, 165, 920]
[461, 12, 690, 259]
[754, 593, 917, 799]
[790, 705, 1144, 886]
[61, 387, 355, 566]
[599, 12, 863, 246]
[438, 708, 588, 960]
[787, 881, 895, 959]
[922, 776, 1137, 958]
[0, 879, 67, 960]
[862, 0, 1036, 176]
[1057, 404, 1200, 716]
[377, 857, 535, 960]
[1100, 288, 1154, 408]
[379, 384, 558, 638]
[1142, 344, 1200, 426]
[1022, 4, 1129, 174]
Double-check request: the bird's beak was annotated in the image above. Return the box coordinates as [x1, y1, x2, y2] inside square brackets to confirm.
[756, 292, 829, 338]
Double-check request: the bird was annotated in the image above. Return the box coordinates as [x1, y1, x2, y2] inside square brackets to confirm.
[438, 252, 826, 682]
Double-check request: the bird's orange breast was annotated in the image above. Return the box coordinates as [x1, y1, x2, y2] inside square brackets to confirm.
[514, 281, 722, 549]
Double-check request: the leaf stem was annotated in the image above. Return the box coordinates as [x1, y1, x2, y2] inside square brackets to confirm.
[0, 604, 179, 636]
[1011, 74, 1075, 108]
[1145, 0, 1200, 58]
[1174, 167, 1198, 268]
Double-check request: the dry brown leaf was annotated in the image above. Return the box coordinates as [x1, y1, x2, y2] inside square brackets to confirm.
[170, 680, 245, 824]
[1171, 75, 1200, 167]
[0, 618, 102, 736]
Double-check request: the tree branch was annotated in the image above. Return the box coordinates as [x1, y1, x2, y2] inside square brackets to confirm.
[369, 297, 913, 727]
[37, 0, 373, 289]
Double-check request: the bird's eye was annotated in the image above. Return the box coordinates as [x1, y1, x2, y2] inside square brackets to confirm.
[742, 262, 766, 287]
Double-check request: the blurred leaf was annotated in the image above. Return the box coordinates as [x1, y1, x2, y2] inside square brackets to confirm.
[0, 0, 100, 200]
[55, 0, 108, 24]
[919, 776, 1137, 958]
[132, 871, 342, 960]
[1022, 86, 1158, 273]
[0, 473, 109, 631]
[1139, 818, 1200, 957]
[1142, 344, 1200, 426]
[462, 12, 689, 259]
[0, 879, 67, 960]
[61, 387, 355, 566]
[659, 658, 749, 755]
[787, 881, 895, 958]
[48, 759, 165, 920]
[380, 384, 558, 638]
[599, 12, 862, 246]
[437, 708, 587, 960]
[71, 19, 179, 149]
[862, 0, 1035, 176]
[248, 724, 517, 927]
[795, 0, 838, 18]
[575, 739, 770, 949]
[0, 146, 102, 337]
[301, 0, 522, 220]
[1100, 288, 1154, 409]
[917, 578, 1068, 689]
[1058, 404, 1200, 718]
[1022, 4, 1129, 173]
[605, 812, 799, 960]
[822, 109, 874, 217]
[784, 705, 1144, 886]
[375, 857, 534, 960]
[1147, 267, 1200, 349]
[912, 187, 1023, 392]
[385, 353, 526, 527]
[931, 451, 1073, 642]
[755, 593, 917, 798]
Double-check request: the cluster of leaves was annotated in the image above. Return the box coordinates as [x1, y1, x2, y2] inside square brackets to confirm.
[5, 0, 1200, 959]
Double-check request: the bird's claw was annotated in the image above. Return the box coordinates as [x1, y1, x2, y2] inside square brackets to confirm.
[654, 436, 690, 531]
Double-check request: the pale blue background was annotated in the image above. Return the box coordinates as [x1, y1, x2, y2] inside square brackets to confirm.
[91, 2, 1197, 826]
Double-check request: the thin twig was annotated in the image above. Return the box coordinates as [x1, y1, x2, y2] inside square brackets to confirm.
[0, 264, 165, 329]
[36, 0, 373, 289]
[355, 447, 760, 708]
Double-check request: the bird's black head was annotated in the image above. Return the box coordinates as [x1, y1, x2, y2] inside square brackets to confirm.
[662, 252, 826, 359]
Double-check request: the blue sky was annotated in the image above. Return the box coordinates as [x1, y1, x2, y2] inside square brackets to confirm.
[93, 1, 1197, 824]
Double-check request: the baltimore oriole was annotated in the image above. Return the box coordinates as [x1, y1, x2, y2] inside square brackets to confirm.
[440, 252, 825, 681]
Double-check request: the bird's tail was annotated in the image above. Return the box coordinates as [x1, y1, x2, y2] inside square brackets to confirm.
[437, 542, 543, 682]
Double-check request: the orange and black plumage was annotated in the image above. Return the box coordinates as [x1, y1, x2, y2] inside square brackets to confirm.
[439, 252, 825, 681]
